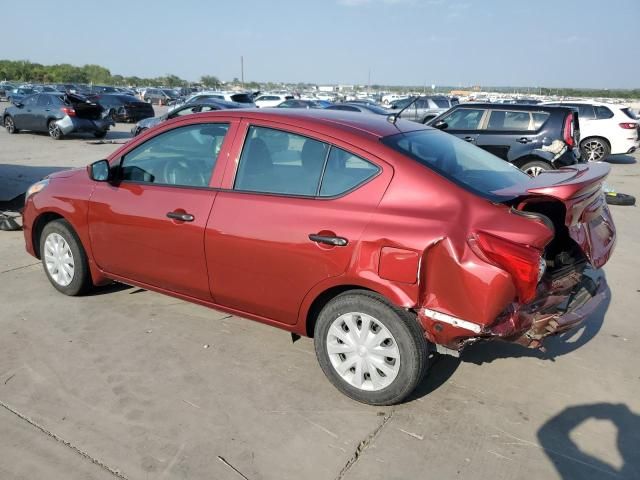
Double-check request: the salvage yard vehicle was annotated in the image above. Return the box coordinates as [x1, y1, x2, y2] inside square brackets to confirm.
[22, 110, 616, 405]
[254, 93, 294, 108]
[429, 103, 581, 176]
[90, 94, 155, 123]
[169, 91, 256, 112]
[390, 95, 458, 123]
[544, 100, 639, 161]
[131, 98, 242, 136]
[326, 102, 390, 115]
[4, 92, 114, 139]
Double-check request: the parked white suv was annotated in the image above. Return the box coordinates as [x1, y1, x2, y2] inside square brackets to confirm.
[168, 91, 255, 112]
[254, 93, 294, 108]
[544, 100, 639, 161]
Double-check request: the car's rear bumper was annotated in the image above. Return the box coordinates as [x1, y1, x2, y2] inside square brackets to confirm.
[610, 136, 639, 155]
[56, 116, 114, 135]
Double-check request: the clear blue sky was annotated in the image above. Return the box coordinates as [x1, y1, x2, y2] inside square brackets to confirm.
[3, 0, 638, 88]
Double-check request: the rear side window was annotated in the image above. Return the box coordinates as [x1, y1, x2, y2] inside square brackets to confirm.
[36, 95, 51, 107]
[234, 126, 379, 197]
[439, 108, 485, 130]
[574, 104, 595, 120]
[531, 112, 550, 129]
[487, 110, 531, 130]
[235, 127, 328, 195]
[594, 106, 613, 119]
[319, 148, 379, 197]
[121, 123, 229, 187]
[430, 97, 451, 108]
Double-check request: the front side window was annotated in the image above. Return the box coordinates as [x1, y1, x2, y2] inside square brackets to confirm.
[121, 123, 229, 187]
[22, 95, 37, 106]
[440, 108, 485, 130]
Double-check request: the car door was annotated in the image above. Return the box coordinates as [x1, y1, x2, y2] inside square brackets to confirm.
[33, 94, 53, 131]
[205, 121, 392, 325]
[474, 109, 536, 161]
[14, 94, 38, 130]
[88, 120, 238, 300]
[436, 107, 487, 144]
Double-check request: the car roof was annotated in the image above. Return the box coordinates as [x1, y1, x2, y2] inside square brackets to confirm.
[456, 102, 573, 112]
[544, 100, 623, 108]
[185, 109, 427, 138]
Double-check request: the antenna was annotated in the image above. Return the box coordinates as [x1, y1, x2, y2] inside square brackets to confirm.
[387, 95, 420, 125]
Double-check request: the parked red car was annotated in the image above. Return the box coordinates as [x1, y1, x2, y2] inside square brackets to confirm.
[22, 110, 616, 405]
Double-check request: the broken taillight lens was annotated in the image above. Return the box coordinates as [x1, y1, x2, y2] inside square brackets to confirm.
[563, 112, 575, 148]
[468, 232, 543, 303]
[61, 106, 76, 117]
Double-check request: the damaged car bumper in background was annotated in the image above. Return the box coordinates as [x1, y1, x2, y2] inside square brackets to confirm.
[56, 115, 114, 135]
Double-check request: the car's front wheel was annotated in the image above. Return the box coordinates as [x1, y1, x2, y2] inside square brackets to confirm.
[4, 116, 18, 134]
[314, 290, 428, 405]
[40, 220, 92, 296]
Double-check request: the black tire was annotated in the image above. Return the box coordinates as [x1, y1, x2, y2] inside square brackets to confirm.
[48, 120, 63, 140]
[580, 137, 610, 162]
[39, 219, 92, 296]
[4, 115, 18, 134]
[94, 130, 108, 139]
[605, 192, 636, 206]
[519, 159, 552, 177]
[110, 109, 118, 123]
[314, 290, 428, 405]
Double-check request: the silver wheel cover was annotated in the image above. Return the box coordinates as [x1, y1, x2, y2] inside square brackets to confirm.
[44, 232, 75, 286]
[326, 312, 400, 391]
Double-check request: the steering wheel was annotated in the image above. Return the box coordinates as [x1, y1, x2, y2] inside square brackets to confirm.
[162, 158, 206, 186]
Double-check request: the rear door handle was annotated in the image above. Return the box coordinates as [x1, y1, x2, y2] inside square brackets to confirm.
[309, 234, 348, 247]
[464, 136, 475, 142]
[517, 137, 532, 144]
[166, 211, 194, 222]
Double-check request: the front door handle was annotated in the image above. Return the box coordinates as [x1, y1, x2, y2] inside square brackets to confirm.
[309, 234, 348, 247]
[167, 211, 194, 222]
[464, 136, 475, 142]
[517, 137, 532, 144]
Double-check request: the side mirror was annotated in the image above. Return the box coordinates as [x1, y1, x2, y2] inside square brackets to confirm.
[88, 159, 110, 182]
[433, 120, 448, 130]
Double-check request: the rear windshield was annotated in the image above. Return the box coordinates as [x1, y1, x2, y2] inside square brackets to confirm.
[431, 97, 451, 108]
[230, 93, 254, 103]
[621, 108, 638, 120]
[363, 104, 390, 115]
[382, 130, 532, 202]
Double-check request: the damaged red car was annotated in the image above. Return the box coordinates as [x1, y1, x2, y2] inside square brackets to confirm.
[22, 109, 616, 405]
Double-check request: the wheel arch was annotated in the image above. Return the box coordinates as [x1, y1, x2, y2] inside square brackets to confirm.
[31, 211, 66, 259]
[513, 154, 553, 169]
[580, 135, 611, 148]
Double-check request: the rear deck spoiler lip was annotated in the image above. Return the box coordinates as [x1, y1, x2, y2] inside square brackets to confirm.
[526, 163, 610, 201]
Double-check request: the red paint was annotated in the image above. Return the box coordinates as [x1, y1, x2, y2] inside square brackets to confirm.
[22, 110, 617, 352]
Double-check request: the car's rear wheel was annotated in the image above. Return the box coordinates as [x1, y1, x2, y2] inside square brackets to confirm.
[581, 137, 610, 162]
[48, 120, 63, 140]
[314, 290, 428, 405]
[40, 220, 91, 296]
[4, 116, 18, 134]
[519, 159, 551, 177]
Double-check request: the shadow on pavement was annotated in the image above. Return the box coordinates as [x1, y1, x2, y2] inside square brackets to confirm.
[605, 154, 637, 165]
[88, 282, 133, 296]
[538, 403, 640, 479]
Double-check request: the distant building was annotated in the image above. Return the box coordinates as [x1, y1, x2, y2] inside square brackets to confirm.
[318, 85, 337, 92]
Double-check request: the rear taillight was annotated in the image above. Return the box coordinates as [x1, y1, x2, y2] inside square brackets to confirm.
[619, 122, 637, 129]
[563, 112, 575, 147]
[468, 232, 543, 303]
[61, 106, 76, 117]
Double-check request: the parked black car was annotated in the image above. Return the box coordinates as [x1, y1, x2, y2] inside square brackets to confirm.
[428, 103, 581, 176]
[3, 93, 114, 140]
[90, 94, 155, 123]
[326, 102, 390, 115]
[131, 98, 242, 136]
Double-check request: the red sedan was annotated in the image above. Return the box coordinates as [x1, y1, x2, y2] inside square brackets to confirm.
[22, 110, 616, 405]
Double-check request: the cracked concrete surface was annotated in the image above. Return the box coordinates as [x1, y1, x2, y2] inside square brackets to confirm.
[1, 104, 639, 479]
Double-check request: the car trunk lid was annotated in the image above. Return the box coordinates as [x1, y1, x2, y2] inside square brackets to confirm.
[65, 93, 103, 120]
[512, 163, 615, 268]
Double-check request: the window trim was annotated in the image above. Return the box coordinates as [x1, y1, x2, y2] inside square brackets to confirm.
[231, 124, 382, 200]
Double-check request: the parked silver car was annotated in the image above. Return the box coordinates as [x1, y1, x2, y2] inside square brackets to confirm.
[390, 96, 459, 124]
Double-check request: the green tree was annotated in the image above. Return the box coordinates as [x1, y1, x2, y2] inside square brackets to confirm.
[200, 75, 220, 88]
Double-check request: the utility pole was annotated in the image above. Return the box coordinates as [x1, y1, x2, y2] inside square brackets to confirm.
[241, 56, 244, 89]
[367, 68, 371, 96]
